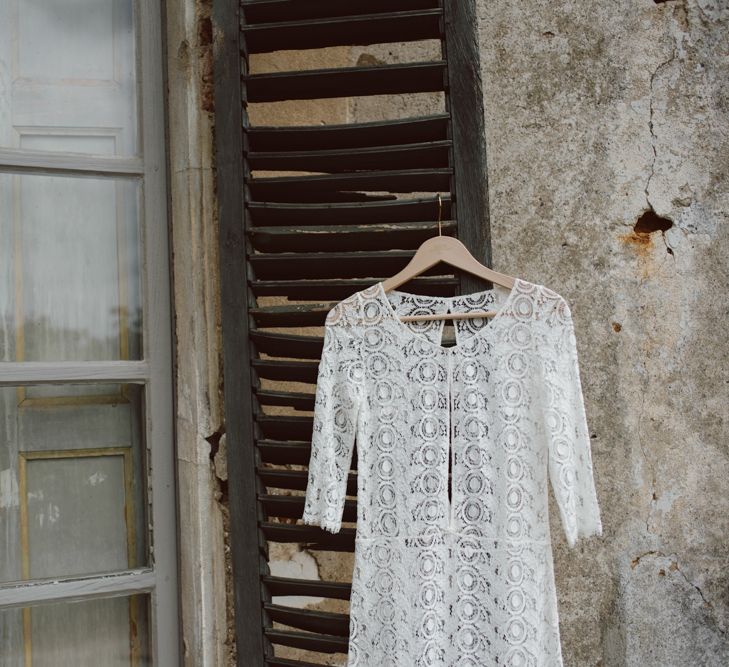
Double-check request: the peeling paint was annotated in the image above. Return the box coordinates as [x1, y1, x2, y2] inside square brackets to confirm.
[269, 550, 325, 607]
[0, 468, 18, 509]
[87, 471, 108, 486]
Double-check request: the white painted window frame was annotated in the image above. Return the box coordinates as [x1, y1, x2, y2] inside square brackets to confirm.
[0, 1, 180, 663]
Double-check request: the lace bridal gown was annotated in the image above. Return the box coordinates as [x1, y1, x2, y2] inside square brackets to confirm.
[302, 277, 603, 667]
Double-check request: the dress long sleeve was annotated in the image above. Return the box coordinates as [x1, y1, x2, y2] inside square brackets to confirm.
[538, 295, 603, 549]
[302, 296, 364, 534]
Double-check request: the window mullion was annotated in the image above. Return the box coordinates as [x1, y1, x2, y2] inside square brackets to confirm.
[0, 148, 145, 178]
[0, 568, 155, 610]
[0, 361, 150, 386]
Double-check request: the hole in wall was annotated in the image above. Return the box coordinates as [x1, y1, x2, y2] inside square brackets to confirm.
[633, 210, 673, 235]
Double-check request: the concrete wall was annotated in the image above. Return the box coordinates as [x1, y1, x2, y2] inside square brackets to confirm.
[477, 1, 729, 665]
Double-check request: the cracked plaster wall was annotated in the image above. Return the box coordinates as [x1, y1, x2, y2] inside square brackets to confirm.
[476, 1, 729, 665]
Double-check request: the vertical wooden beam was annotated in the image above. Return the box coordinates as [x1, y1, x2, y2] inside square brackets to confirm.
[212, 0, 265, 665]
[443, 0, 494, 294]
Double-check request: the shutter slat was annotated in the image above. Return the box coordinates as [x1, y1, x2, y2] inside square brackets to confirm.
[253, 359, 318, 383]
[257, 440, 312, 466]
[250, 305, 329, 327]
[256, 415, 314, 440]
[249, 276, 459, 299]
[243, 10, 442, 53]
[263, 629, 349, 653]
[248, 221, 456, 253]
[261, 522, 356, 551]
[258, 469, 359, 492]
[263, 575, 351, 600]
[245, 61, 447, 103]
[256, 440, 359, 468]
[265, 603, 349, 636]
[257, 469, 310, 491]
[249, 331, 322, 359]
[248, 140, 450, 173]
[248, 250, 416, 280]
[242, 0, 439, 24]
[254, 390, 314, 410]
[266, 657, 334, 667]
[247, 196, 452, 226]
[260, 495, 357, 522]
[249, 168, 452, 201]
[248, 114, 449, 152]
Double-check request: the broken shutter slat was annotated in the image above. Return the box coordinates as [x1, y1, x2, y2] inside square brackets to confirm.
[260, 523, 356, 550]
[247, 221, 456, 253]
[248, 168, 452, 201]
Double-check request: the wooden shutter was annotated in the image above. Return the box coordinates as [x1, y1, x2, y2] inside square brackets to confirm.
[212, 1, 493, 665]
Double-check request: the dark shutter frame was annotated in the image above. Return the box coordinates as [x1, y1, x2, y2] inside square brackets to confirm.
[212, 1, 493, 664]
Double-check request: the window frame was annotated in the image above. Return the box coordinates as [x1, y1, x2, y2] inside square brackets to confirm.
[0, 1, 180, 663]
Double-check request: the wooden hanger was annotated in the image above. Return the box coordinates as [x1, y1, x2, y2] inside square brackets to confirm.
[381, 194, 517, 323]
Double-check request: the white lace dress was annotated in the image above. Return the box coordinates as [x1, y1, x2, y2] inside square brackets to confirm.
[302, 277, 603, 667]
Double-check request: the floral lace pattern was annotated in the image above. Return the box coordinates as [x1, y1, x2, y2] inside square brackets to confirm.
[302, 277, 602, 666]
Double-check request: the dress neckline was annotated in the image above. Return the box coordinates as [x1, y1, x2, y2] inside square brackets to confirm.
[374, 277, 524, 354]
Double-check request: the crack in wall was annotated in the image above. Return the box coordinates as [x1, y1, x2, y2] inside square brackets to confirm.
[645, 47, 678, 212]
[672, 562, 715, 613]
[635, 36, 685, 539]
[636, 364, 658, 535]
[630, 549, 729, 639]
[630, 548, 668, 568]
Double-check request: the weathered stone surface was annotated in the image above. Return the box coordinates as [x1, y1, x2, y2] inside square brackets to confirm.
[166, 0, 229, 664]
[477, 1, 729, 665]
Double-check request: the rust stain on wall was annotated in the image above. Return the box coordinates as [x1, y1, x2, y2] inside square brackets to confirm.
[619, 230, 654, 258]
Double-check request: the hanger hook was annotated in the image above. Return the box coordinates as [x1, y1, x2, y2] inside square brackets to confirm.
[436, 193, 442, 236]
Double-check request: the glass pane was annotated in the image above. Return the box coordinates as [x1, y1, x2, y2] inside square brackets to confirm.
[0, 594, 151, 666]
[0, 0, 139, 156]
[0, 172, 143, 363]
[0, 384, 149, 583]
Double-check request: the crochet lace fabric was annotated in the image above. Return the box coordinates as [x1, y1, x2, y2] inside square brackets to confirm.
[302, 277, 602, 666]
